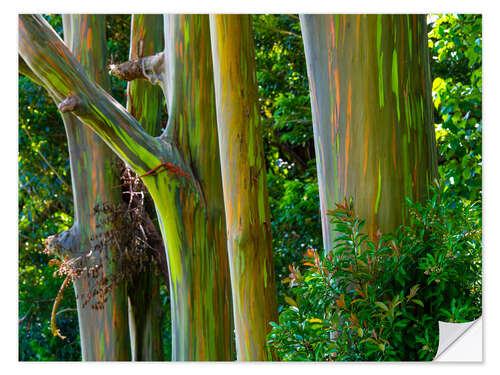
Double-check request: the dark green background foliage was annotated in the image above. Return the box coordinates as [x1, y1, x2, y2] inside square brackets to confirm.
[18, 14, 481, 361]
[253, 15, 321, 305]
[19, 17, 78, 357]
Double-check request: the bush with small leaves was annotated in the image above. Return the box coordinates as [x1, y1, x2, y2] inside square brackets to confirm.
[267, 182, 481, 361]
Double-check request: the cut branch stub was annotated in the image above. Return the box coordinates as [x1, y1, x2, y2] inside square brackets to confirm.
[109, 59, 145, 81]
[109, 52, 165, 87]
[58, 94, 81, 113]
[45, 226, 80, 257]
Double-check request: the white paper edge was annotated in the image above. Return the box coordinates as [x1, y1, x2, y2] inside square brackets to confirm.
[434, 316, 482, 362]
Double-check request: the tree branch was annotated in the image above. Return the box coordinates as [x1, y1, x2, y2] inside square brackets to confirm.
[45, 226, 80, 257]
[110, 52, 165, 85]
[19, 55, 44, 87]
[51, 274, 71, 340]
[269, 129, 308, 172]
[110, 52, 168, 102]
[18, 15, 188, 179]
[258, 23, 302, 39]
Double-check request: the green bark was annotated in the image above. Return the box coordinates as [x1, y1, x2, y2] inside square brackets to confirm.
[300, 15, 438, 251]
[150, 15, 234, 360]
[125, 14, 165, 361]
[210, 14, 278, 361]
[19, 15, 173, 178]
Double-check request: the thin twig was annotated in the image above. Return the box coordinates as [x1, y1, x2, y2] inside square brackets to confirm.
[23, 126, 69, 189]
[19, 305, 33, 325]
[51, 275, 71, 340]
[19, 298, 55, 304]
[56, 307, 77, 316]
[258, 23, 302, 39]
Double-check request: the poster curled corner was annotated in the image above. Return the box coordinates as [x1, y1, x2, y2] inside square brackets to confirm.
[434, 316, 482, 362]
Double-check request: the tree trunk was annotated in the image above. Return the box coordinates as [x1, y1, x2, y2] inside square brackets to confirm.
[209, 14, 278, 361]
[19, 14, 235, 361]
[125, 14, 165, 361]
[152, 15, 234, 360]
[60, 14, 131, 360]
[300, 14, 438, 251]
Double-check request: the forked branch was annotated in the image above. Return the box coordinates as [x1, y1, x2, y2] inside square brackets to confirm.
[18, 15, 188, 180]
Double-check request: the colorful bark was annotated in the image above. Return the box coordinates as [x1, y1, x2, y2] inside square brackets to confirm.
[62, 15, 131, 360]
[20, 14, 234, 361]
[300, 15, 438, 252]
[150, 14, 234, 360]
[125, 14, 165, 361]
[209, 14, 278, 361]
[127, 15, 165, 138]
[19, 15, 174, 178]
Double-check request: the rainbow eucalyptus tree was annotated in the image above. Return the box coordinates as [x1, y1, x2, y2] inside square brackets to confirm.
[124, 14, 165, 361]
[19, 14, 234, 361]
[23, 14, 132, 360]
[209, 14, 278, 360]
[20, 14, 167, 362]
[300, 14, 438, 251]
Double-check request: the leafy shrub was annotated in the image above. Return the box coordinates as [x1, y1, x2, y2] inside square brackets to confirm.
[267, 183, 481, 361]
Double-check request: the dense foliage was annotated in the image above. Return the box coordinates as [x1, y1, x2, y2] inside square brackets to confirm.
[19, 14, 481, 361]
[267, 184, 481, 361]
[429, 14, 482, 202]
[253, 15, 321, 304]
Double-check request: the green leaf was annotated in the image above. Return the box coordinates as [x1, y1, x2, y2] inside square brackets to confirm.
[284, 296, 297, 307]
[412, 299, 424, 308]
[374, 301, 389, 312]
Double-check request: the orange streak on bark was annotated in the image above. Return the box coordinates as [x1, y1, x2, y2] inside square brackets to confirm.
[104, 315, 110, 347]
[342, 15, 346, 46]
[87, 27, 92, 50]
[356, 15, 361, 44]
[344, 81, 352, 194]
